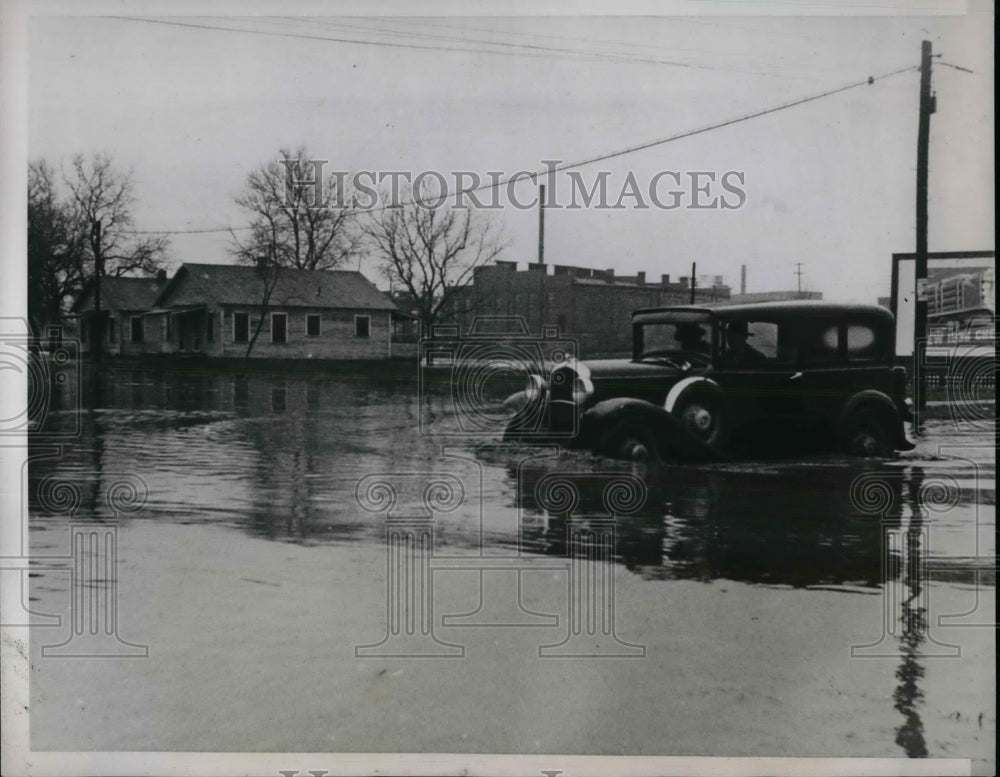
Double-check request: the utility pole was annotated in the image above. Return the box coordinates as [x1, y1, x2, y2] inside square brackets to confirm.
[794, 262, 804, 298]
[538, 184, 546, 331]
[689, 261, 696, 304]
[914, 40, 935, 421]
[740, 264, 747, 295]
[91, 219, 103, 363]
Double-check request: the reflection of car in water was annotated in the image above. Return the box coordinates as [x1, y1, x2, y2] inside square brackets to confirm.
[504, 302, 914, 461]
[514, 458, 912, 589]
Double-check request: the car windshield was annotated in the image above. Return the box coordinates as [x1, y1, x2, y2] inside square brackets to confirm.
[636, 317, 713, 361]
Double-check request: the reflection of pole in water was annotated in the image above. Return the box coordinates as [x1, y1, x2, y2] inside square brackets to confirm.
[849, 470, 958, 659]
[893, 469, 929, 757]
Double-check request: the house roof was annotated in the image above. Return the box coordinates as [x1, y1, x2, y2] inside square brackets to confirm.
[154, 263, 398, 311]
[71, 276, 167, 314]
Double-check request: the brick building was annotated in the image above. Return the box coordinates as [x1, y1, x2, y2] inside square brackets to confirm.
[445, 261, 730, 356]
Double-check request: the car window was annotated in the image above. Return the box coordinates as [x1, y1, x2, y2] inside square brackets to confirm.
[746, 322, 778, 358]
[639, 321, 712, 357]
[846, 323, 881, 361]
[801, 320, 841, 364]
[720, 320, 778, 368]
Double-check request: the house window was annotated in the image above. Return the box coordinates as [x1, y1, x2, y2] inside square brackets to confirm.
[130, 316, 143, 343]
[233, 312, 249, 343]
[271, 312, 287, 344]
[306, 313, 321, 337]
[355, 315, 370, 338]
[205, 313, 214, 343]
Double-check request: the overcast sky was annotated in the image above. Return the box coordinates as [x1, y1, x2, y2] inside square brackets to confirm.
[24, 4, 995, 302]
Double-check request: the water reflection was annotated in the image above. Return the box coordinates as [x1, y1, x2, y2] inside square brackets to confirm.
[895, 467, 929, 758]
[515, 459, 906, 589]
[24, 366, 994, 759]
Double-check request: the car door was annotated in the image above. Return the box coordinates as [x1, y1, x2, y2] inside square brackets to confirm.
[717, 319, 803, 441]
[782, 315, 846, 439]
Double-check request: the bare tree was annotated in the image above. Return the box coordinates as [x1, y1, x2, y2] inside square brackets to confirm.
[244, 250, 283, 360]
[28, 160, 81, 333]
[63, 153, 169, 278]
[230, 146, 361, 271]
[28, 155, 166, 334]
[364, 182, 508, 332]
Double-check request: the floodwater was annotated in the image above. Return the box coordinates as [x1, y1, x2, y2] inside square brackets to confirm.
[24, 365, 996, 765]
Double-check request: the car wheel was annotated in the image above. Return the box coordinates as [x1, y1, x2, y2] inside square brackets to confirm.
[600, 417, 660, 462]
[842, 408, 892, 456]
[672, 391, 729, 452]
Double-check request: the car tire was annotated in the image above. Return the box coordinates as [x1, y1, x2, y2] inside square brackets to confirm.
[600, 417, 661, 462]
[841, 407, 893, 457]
[671, 389, 730, 453]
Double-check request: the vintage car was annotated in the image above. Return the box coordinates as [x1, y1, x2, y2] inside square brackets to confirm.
[503, 301, 915, 461]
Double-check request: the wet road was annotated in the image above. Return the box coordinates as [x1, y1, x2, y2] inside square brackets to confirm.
[25, 366, 996, 763]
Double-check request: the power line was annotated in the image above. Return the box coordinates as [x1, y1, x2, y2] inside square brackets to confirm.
[346, 16, 863, 77]
[112, 15, 831, 77]
[511, 65, 917, 181]
[125, 63, 918, 233]
[111, 15, 726, 69]
[289, 16, 832, 79]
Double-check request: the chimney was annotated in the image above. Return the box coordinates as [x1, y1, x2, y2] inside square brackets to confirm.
[636, 271, 646, 284]
[156, 268, 167, 283]
[605, 268, 615, 283]
[661, 274, 671, 286]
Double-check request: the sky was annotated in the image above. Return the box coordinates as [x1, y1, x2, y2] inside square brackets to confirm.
[20, 3, 996, 303]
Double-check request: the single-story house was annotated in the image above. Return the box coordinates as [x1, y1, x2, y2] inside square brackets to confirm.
[69, 272, 169, 356]
[147, 263, 399, 359]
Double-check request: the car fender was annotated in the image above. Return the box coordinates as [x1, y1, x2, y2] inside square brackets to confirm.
[582, 397, 721, 461]
[838, 389, 900, 427]
[663, 376, 722, 413]
[584, 396, 668, 425]
[837, 389, 910, 449]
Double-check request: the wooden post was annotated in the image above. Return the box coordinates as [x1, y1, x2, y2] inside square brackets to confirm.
[914, 40, 934, 421]
[538, 184, 546, 331]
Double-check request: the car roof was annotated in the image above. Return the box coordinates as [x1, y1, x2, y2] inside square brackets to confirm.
[633, 300, 894, 321]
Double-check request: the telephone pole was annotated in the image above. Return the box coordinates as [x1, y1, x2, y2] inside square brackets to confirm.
[689, 261, 696, 304]
[538, 184, 546, 331]
[794, 262, 804, 297]
[914, 40, 935, 420]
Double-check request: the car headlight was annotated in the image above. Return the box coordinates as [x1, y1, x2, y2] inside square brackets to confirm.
[524, 374, 546, 401]
[571, 376, 593, 404]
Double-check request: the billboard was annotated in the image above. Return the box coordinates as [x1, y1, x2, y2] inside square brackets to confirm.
[890, 251, 995, 359]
